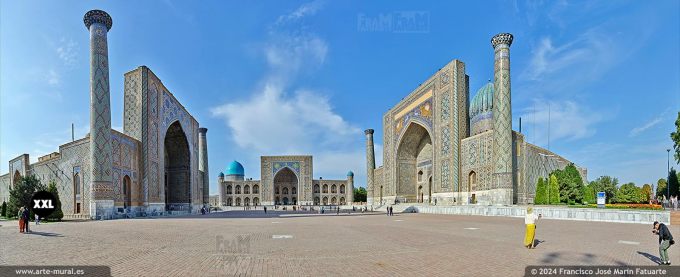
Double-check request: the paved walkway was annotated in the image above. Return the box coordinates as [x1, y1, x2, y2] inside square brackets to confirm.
[0, 210, 678, 276]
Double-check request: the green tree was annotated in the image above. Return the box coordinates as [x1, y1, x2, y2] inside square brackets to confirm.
[671, 111, 680, 164]
[657, 178, 668, 198]
[548, 174, 560, 204]
[1, 201, 6, 217]
[641, 184, 653, 202]
[590, 176, 618, 204]
[554, 164, 585, 203]
[353, 187, 367, 202]
[614, 183, 645, 203]
[534, 177, 547, 204]
[669, 168, 680, 198]
[582, 184, 596, 204]
[8, 175, 45, 218]
[47, 180, 63, 221]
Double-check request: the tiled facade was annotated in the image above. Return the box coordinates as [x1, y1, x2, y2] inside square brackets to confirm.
[0, 10, 207, 219]
[366, 33, 587, 206]
[218, 156, 354, 206]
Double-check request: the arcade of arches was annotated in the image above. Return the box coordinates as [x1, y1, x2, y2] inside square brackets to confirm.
[217, 156, 354, 206]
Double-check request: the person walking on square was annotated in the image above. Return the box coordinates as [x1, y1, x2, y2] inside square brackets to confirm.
[22, 206, 30, 233]
[670, 196, 675, 211]
[18, 207, 25, 233]
[35, 214, 40, 225]
[653, 221, 674, 265]
[524, 207, 541, 249]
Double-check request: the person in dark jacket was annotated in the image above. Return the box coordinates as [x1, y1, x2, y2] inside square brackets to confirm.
[653, 221, 674, 265]
[22, 206, 30, 233]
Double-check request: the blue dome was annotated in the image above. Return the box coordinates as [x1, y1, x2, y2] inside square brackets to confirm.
[218, 172, 224, 177]
[347, 171, 354, 177]
[226, 161, 244, 176]
[469, 82, 494, 118]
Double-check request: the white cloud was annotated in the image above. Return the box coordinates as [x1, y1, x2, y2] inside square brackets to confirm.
[47, 69, 60, 86]
[275, 0, 324, 25]
[265, 35, 327, 77]
[211, 2, 366, 182]
[56, 37, 78, 67]
[629, 109, 670, 137]
[519, 100, 603, 146]
[522, 32, 613, 82]
[211, 85, 359, 154]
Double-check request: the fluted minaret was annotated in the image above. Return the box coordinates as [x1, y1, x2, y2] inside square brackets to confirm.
[218, 172, 225, 206]
[491, 33, 514, 204]
[84, 10, 113, 218]
[364, 129, 375, 204]
[347, 171, 355, 204]
[198, 128, 209, 205]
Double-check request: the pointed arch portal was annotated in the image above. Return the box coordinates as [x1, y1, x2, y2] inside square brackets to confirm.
[164, 121, 191, 211]
[396, 122, 433, 203]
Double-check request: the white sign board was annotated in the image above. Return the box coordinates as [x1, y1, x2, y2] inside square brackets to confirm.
[597, 192, 606, 207]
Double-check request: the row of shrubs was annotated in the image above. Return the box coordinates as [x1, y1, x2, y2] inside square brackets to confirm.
[533, 164, 676, 208]
[586, 203, 663, 210]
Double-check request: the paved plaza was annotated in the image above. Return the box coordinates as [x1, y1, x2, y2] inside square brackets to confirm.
[1, 210, 678, 276]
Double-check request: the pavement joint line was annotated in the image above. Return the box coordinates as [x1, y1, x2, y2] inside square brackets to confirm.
[272, 235, 293, 239]
[617, 240, 640, 245]
[464, 227, 480, 230]
[394, 220, 404, 222]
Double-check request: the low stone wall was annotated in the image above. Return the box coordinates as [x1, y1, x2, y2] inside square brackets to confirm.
[403, 205, 670, 225]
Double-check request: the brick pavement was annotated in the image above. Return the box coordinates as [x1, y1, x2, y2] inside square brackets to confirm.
[0, 210, 678, 276]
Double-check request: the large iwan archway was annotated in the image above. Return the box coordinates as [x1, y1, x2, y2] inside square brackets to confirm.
[396, 122, 433, 203]
[273, 167, 298, 205]
[164, 121, 191, 211]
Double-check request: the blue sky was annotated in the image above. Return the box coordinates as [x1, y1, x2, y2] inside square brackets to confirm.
[1, 0, 679, 194]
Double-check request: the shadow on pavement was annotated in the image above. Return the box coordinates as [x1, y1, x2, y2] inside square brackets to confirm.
[24, 231, 63, 237]
[533, 239, 545, 248]
[637, 251, 662, 265]
[540, 251, 628, 266]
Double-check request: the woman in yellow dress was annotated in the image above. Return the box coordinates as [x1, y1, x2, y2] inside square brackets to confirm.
[524, 207, 541, 249]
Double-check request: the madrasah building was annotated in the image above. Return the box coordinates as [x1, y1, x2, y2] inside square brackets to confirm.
[364, 33, 587, 206]
[0, 10, 209, 218]
[216, 156, 355, 207]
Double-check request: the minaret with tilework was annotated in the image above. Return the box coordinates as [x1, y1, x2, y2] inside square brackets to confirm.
[364, 129, 376, 205]
[198, 128, 209, 206]
[84, 10, 114, 218]
[491, 33, 514, 204]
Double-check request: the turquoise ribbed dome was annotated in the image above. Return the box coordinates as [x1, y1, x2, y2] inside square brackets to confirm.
[347, 171, 354, 177]
[469, 82, 494, 118]
[226, 161, 244, 176]
[218, 172, 225, 177]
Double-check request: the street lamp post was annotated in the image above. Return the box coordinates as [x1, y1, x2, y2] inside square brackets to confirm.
[668, 149, 671, 199]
